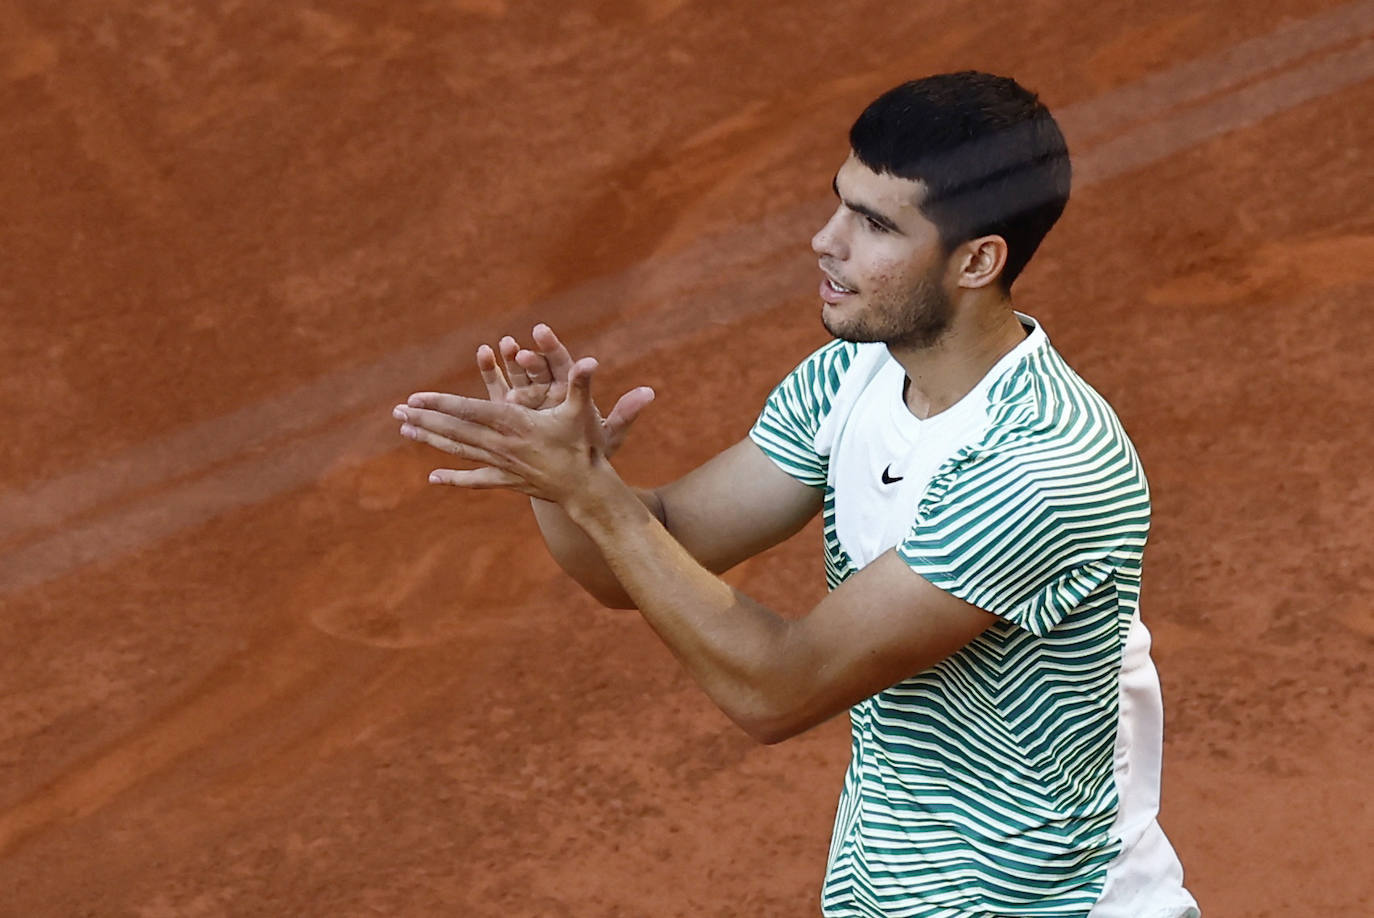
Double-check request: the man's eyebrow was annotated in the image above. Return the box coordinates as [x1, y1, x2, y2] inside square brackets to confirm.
[831, 174, 902, 233]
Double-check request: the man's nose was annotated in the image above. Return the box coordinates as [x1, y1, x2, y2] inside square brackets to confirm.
[811, 207, 846, 260]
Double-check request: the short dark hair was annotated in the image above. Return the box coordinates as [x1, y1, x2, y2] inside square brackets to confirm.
[849, 71, 1071, 289]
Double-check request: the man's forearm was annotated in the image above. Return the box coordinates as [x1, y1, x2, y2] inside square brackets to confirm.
[564, 462, 805, 743]
[531, 489, 665, 608]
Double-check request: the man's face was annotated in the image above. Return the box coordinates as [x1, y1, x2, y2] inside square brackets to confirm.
[811, 153, 954, 348]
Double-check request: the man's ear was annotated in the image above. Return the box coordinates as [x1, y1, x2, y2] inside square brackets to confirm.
[955, 235, 1008, 289]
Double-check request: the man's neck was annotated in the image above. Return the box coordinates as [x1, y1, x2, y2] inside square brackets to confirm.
[891, 305, 1029, 420]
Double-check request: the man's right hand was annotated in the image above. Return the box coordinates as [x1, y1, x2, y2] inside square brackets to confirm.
[476, 323, 655, 459]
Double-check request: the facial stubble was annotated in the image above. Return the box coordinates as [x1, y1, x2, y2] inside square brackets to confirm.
[822, 272, 954, 350]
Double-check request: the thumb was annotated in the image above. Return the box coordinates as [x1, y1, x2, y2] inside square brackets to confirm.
[565, 356, 599, 410]
[603, 386, 655, 457]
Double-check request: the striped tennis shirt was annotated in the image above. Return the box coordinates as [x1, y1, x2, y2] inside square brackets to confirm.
[750, 315, 1198, 918]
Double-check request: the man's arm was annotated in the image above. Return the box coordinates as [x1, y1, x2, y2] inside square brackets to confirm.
[564, 461, 995, 743]
[397, 361, 994, 744]
[532, 439, 823, 608]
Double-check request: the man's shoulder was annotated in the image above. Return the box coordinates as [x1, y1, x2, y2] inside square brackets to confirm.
[751, 340, 891, 484]
[782, 337, 866, 381]
[762, 338, 878, 422]
[921, 341, 1150, 520]
[984, 341, 1137, 453]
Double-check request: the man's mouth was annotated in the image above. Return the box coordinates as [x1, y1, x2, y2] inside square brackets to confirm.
[820, 271, 858, 304]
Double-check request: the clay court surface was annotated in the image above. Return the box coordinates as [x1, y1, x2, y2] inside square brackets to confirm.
[2, 0, 1372, 914]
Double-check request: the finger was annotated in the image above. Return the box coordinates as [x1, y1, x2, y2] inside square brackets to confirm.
[603, 386, 656, 454]
[397, 403, 515, 458]
[403, 394, 511, 432]
[515, 348, 553, 386]
[476, 345, 510, 400]
[500, 336, 531, 388]
[531, 324, 575, 382]
[398, 419, 509, 469]
[428, 466, 525, 489]
[565, 357, 599, 411]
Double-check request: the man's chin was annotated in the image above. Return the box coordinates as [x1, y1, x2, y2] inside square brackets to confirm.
[821, 301, 855, 339]
[822, 303, 878, 343]
[820, 309, 846, 341]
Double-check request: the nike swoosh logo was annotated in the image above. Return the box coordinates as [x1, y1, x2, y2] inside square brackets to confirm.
[881, 464, 904, 485]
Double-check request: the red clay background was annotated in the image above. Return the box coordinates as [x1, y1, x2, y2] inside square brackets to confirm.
[2, 1, 1371, 915]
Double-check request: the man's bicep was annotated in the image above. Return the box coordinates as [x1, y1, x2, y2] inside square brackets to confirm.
[655, 438, 823, 574]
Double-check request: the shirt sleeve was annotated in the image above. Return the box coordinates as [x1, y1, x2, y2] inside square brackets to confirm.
[897, 438, 1150, 637]
[748, 339, 856, 488]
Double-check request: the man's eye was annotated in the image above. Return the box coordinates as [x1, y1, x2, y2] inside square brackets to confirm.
[864, 216, 888, 233]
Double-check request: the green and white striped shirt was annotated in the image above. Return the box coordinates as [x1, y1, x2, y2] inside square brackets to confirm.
[750, 316, 1197, 918]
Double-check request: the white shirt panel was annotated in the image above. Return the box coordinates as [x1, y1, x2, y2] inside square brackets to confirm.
[819, 317, 1047, 570]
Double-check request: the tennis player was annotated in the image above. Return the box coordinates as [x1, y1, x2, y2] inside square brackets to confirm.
[395, 71, 1199, 917]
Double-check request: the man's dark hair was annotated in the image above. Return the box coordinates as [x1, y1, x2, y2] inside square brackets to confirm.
[849, 71, 1071, 289]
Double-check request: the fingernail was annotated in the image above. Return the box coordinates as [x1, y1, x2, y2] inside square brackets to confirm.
[393, 407, 407, 421]
[428, 472, 442, 484]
